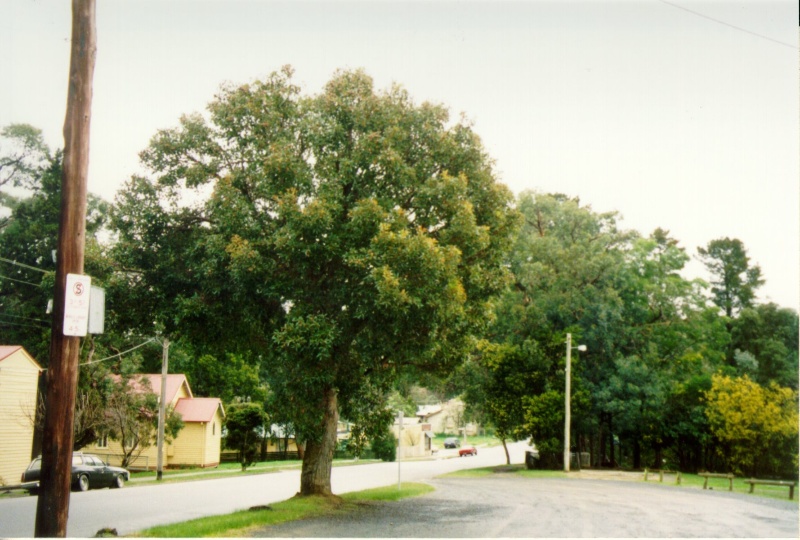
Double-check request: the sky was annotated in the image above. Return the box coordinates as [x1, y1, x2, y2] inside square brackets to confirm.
[2, 0, 798, 310]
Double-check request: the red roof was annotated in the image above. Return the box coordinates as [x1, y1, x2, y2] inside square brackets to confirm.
[174, 397, 225, 422]
[129, 374, 192, 403]
[0, 345, 23, 361]
[0, 345, 42, 369]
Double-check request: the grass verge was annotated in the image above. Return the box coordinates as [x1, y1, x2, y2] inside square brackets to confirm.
[444, 465, 796, 502]
[132, 482, 434, 537]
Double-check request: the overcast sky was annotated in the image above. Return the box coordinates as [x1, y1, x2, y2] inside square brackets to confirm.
[2, 0, 798, 310]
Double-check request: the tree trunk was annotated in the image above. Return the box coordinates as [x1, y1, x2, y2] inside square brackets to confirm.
[502, 438, 510, 465]
[607, 413, 616, 468]
[299, 387, 339, 496]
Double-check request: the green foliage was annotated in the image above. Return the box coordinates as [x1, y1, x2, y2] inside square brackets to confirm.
[112, 67, 519, 492]
[697, 237, 764, 318]
[225, 402, 267, 470]
[0, 124, 111, 365]
[729, 303, 799, 388]
[369, 425, 397, 462]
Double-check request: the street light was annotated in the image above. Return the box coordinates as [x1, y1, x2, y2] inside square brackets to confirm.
[564, 333, 586, 472]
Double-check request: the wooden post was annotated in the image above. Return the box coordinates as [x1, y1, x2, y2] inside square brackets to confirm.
[34, 0, 96, 536]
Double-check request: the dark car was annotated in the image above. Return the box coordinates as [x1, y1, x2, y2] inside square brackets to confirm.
[21, 453, 130, 492]
[443, 437, 461, 448]
[458, 446, 478, 457]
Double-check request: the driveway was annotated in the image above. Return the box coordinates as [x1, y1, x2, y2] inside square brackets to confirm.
[250, 474, 800, 538]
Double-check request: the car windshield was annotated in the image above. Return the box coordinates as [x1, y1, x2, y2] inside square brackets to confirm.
[28, 458, 42, 470]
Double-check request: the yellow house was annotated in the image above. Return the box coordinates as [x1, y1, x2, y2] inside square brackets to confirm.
[82, 374, 225, 469]
[0, 346, 42, 486]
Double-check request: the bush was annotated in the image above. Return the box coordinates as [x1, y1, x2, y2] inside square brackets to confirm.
[370, 428, 397, 462]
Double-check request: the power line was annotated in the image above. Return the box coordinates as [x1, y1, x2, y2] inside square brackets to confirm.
[0, 273, 42, 287]
[0, 318, 50, 330]
[658, 0, 797, 50]
[0, 256, 49, 274]
[0, 312, 50, 324]
[80, 337, 159, 367]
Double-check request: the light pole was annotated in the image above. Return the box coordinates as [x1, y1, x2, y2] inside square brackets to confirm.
[564, 333, 586, 472]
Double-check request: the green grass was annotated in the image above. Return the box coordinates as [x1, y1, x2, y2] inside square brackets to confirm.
[442, 464, 566, 479]
[130, 460, 298, 477]
[133, 483, 434, 537]
[129, 457, 378, 485]
[444, 465, 796, 502]
[671, 473, 797, 501]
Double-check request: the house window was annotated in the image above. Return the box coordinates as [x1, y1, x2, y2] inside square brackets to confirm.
[97, 433, 109, 448]
[212, 422, 216, 436]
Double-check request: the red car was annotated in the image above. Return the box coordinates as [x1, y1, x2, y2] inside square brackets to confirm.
[458, 446, 477, 457]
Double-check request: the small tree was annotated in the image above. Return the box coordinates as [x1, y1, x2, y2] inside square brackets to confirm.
[105, 376, 184, 468]
[225, 402, 266, 471]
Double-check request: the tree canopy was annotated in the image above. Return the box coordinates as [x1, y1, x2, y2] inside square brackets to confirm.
[110, 67, 519, 494]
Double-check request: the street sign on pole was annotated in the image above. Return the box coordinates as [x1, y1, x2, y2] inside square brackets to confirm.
[63, 273, 91, 336]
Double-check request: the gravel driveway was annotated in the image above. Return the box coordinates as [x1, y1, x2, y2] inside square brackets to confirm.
[248, 474, 799, 538]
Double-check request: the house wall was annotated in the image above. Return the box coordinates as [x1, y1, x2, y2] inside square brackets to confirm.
[171, 383, 191, 404]
[201, 409, 223, 467]
[171, 423, 208, 466]
[82, 438, 162, 470]
[82, 420, 221, 469]
[0, 350, 40, 486]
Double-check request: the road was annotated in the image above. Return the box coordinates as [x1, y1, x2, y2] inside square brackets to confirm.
[0, 442, 526, 538]
[252, 475, 800, 538]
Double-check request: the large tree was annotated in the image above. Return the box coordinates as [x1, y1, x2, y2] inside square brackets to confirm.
[111, 67, 518, 495]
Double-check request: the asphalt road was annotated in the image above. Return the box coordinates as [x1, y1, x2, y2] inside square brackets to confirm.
[252, 475, 800, 538]
[0, 443, 524, 538]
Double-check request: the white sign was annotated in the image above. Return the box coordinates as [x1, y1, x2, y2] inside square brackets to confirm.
[88, 285, 105, 334]
[63, 273, 91, 336]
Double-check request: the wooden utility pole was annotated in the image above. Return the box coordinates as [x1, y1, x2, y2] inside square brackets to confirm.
[34, 0, 96, 536]
[156, 338, 169, 481]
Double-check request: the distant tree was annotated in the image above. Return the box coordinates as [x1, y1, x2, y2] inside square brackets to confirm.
[0, 123, 49, 195]
[729, 303, 798, 388]
[225, 402, 266, 471]
[697, 237, 764, 318]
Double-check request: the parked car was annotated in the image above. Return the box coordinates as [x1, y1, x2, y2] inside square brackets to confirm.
[21, 453, 130, 492]
[458, 446, 478, 457]
[443, 437, 461, 448]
